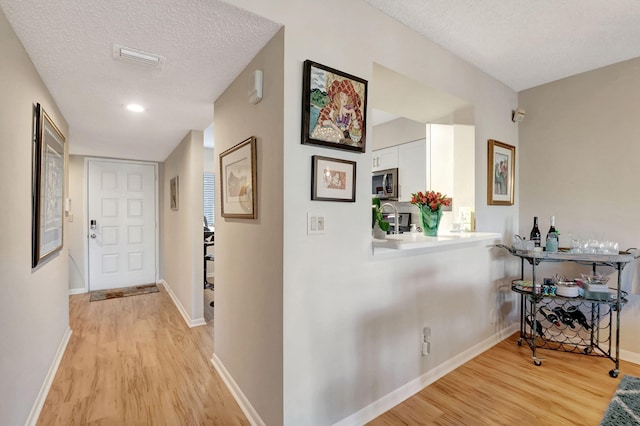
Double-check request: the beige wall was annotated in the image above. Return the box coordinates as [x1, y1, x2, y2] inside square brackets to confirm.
[0, 9, 70, 425]
[213, 29, 285, 426]
[519, 57, 640, 355]
[161, 130, 205, 325]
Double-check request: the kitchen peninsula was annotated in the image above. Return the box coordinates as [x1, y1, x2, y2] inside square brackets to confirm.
[372, 231, 501, 254]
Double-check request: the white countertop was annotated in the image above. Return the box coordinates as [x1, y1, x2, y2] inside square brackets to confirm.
[372, 231, 502, 254]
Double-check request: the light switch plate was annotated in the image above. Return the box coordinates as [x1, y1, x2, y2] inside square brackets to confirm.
[307, 213, 325, 235]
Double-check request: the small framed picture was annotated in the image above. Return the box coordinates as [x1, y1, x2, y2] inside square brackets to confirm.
[170, 176, 179, 210]
[220, 136, 257, 218]
[302, 60, 367, 153]
[487, 139, 515, 205]
[311, 155, 356, 202]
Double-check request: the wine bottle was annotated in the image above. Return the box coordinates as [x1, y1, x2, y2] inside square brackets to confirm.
[566, 306, 591, 330]
[545, 216, 558, 253]
[539, 306, 561, 327]
[530, 217, 541, 247]
[552, 306, 576, 329]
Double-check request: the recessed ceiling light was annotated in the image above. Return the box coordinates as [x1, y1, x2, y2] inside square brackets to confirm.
[126, 104, 145, 113]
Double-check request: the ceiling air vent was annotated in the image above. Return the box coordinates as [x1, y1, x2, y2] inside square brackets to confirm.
[113, 44, 165, 68]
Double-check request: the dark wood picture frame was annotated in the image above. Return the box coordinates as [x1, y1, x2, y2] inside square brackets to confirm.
[487, 139, 515, 206]
[220, 136, 257, 219]
[302, 60, 367, 153]
[32, 103, 66, 267]
[311, 155, 356, 202]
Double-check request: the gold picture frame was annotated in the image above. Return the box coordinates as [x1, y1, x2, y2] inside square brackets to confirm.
[487, 139, 515, 206]
[32, 103, 66, 267]
[220, 137, 257, 219]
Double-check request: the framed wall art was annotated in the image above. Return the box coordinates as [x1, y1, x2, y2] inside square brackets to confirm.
[32, 103, 66, 267]
[302, 60, 367, 153]
[487, 139, 515, 206]
[311, 155, 356, 202]
[170, 176, 179, 210]
[220, 136, 257, 219]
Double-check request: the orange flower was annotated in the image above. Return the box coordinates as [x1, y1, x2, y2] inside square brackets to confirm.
[410, 190, 450, 212]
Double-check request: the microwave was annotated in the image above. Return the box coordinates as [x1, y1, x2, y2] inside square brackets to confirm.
[372, 168, 398, 200]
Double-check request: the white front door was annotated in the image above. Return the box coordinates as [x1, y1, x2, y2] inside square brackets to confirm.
[88, 159, 157, 291]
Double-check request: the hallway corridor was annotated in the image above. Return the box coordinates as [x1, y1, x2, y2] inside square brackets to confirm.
[37, 285, 247, 425]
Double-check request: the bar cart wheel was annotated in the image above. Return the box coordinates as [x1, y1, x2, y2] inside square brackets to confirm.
[517, 338, 522, 346]
[533, 358, 542, 366]
[609, 369, 619, 378]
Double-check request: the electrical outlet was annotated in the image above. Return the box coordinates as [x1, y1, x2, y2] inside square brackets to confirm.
[422, 326, 431, 356]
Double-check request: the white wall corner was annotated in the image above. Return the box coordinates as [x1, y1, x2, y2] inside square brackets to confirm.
[211, 354, 265, 426]
[68, 288, 86, 295]
[158, 280, 205, 328]
[332, 323, 519, 426]
[25, 327, 73, 426]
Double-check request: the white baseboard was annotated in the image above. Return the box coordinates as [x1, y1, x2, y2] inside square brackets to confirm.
[211, 354, 264, 426]
[333, 323, 519, 426]
[68, 288, 86, 295]
[158, 280, 206, 328]
[26, 327, 73, 426]
[621, 349, 640, 365]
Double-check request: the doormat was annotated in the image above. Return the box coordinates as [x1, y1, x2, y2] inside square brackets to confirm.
[600, 375, 640, 425]
[90, 283, 159, 302]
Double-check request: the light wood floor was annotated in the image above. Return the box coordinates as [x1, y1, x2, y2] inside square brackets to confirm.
[38, 287, 640, 425]
[37, 285, 248, 425]
[368, 333, 640, 425]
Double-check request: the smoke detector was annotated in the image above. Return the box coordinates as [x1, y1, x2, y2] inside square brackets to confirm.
[113, 44, 165, 68]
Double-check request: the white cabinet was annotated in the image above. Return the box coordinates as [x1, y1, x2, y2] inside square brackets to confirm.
[398, 139, 427, 201]
[372, 146, 398, 171]
[372, 139, 428, 201]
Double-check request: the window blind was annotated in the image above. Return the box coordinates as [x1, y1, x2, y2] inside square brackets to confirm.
[203, 172, 215, 227]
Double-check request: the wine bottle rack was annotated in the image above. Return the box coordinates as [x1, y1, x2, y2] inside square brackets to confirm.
[517, 289, 619, 355]
[498, 245, 638, 377]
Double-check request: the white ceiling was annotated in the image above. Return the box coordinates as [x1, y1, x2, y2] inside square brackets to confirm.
[0, 0, 281, 161]
[365, 0, 640, 92]
[2, 0, 640, 161]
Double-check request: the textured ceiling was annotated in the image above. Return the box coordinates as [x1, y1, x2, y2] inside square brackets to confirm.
[3, 1, 640, 161]
[365, 0, 640, 92]
[0, 0, 281, 161]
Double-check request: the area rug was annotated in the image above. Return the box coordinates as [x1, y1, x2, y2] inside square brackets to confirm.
[600, 375, 640, 425]
[89, 283, 159, 302]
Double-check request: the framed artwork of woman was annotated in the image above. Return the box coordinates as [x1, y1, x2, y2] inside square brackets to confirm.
[487, 139, 515, 205]
[301, 60, 368, 153]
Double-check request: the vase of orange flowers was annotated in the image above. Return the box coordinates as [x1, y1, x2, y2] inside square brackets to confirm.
[410, 191, 451, 236]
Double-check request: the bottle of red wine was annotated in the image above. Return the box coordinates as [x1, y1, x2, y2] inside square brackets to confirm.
[530, 217, 541, 247]
[545, 216, 558, 252]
